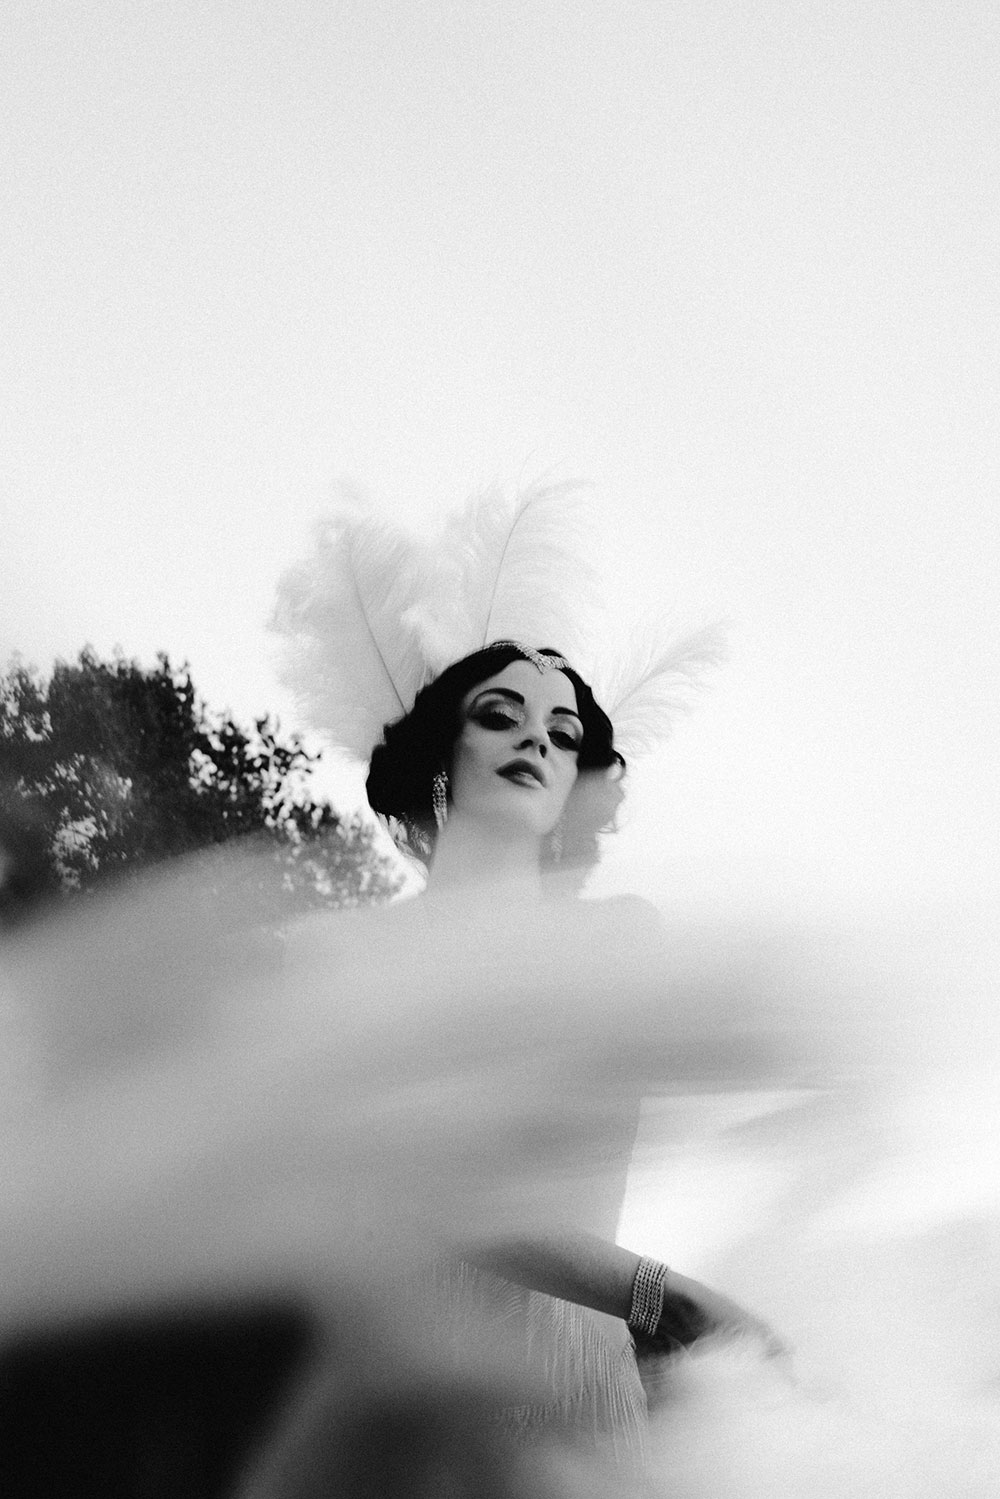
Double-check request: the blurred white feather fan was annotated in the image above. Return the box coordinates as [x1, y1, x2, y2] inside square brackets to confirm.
[592, 617, 728, 760]
[269, 499, 439, 761]
[271, 482, 724, 762]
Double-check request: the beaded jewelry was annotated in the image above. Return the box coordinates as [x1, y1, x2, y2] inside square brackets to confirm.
[627, 1256, 670, 1338]
[432, 769, 449, 830]
[488, 640, 569, 674]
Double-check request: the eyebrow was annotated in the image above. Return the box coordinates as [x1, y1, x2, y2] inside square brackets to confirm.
[470, 687, 583, 722]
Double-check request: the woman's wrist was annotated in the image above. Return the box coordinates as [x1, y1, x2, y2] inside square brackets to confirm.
[626, 1255, 670, 1336]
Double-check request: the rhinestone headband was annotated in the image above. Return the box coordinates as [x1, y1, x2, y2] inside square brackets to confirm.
[488, 640, 570, 673]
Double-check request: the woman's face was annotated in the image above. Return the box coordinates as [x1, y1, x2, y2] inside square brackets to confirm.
[449, 661, 583, 840]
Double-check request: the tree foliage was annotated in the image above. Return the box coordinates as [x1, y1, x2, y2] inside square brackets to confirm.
[0, 648, 401, 920]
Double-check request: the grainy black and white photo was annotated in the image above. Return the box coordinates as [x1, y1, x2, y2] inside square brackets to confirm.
[2, 3, 998, 1494]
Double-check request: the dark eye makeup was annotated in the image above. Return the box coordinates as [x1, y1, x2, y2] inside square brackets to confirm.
[475, 707, 520, 730]
[469, 697, 582, 751]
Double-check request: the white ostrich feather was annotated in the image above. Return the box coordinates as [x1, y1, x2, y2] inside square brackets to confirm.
[405, 483, 606, 677]
[269, 505, 437, 758]
[596, 619, 728, 759]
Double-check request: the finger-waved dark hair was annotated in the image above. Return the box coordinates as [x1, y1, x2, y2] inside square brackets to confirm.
[365, 643, 625, 870]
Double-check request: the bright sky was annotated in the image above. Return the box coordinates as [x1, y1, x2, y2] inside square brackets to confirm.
[4, 0, 997, 914]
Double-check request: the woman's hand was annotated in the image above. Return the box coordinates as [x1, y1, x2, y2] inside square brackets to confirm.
[635, 1268, 789, 1361]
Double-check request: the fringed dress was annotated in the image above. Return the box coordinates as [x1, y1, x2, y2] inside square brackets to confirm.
[421, 1258, 649, 1473]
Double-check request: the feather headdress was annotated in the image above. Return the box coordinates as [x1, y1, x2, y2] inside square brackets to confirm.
[270, 484, 723, 762]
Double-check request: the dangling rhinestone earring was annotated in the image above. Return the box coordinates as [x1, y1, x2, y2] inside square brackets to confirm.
[432, 768, 449, 830]
[549, 821, 564, 861]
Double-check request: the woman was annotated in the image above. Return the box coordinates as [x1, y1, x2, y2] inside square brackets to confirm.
[363, 642, 775, 1464]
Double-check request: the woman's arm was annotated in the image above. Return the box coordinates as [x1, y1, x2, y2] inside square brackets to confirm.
[465, 1231, 641, 1320]
[464, 1230, 783, 1352]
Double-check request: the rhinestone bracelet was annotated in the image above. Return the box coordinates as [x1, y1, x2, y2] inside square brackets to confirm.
[627, 1255, 669, 1337]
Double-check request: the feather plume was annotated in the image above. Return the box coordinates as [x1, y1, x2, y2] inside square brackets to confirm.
[269, 506, 437, 759]
[270, 483, 722, 766]
[405, 483, 606, 677]
[596, 620, 728, 759]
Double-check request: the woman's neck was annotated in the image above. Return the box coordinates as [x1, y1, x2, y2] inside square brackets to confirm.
[426, 815, 542, 905]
